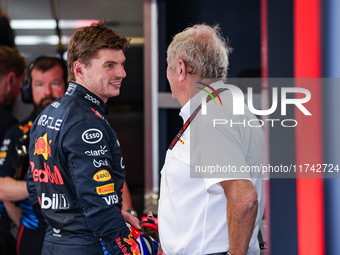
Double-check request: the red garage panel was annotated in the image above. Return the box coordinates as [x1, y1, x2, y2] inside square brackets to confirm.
[294, 0, 324, 254]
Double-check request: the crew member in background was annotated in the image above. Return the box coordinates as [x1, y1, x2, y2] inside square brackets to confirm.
[0, 56, 67, 255]
[0, 45, 26, 255]
[0, 46, 26, 143]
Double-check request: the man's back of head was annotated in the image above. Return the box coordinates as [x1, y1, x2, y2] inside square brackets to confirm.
[0, 46, 26, 79]
[0, 12, 15, 48]
[0, 46, 26, 107]
[167, 24, 232, 81]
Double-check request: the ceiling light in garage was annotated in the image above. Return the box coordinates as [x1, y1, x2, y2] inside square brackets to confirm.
[10, 19, 100, 29]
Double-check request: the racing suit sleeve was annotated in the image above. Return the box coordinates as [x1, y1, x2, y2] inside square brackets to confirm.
[27, 123, 41, 223]
[62, 118, 139, 254]
[27, 165, 37, 208]
[27, 165, 47, 231]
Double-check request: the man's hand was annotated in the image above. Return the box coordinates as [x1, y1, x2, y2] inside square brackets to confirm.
[221, 179, 258, 255]
[0, 177, 28, 201]
[3, 200, 21, 227]
[122, 209, 141, 230]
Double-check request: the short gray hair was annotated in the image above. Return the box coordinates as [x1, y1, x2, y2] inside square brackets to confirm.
[167, 24, 232, 80]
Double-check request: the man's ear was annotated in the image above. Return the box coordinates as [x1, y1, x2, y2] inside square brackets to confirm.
[5, 72, 16, 93]
[74, 61, 84, 79]
[177, 59, 188, 82]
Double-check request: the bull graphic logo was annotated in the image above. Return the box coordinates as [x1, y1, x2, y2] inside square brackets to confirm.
[34, 133, 52, 160]
[19, 121, 33, 134]
[123, 233, 140, 255]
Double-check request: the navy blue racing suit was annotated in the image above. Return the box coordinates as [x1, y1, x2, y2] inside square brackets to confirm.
[27, 82, 139, 255]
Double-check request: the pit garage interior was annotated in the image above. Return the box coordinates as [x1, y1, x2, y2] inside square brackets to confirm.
[2, 0, 340, 254]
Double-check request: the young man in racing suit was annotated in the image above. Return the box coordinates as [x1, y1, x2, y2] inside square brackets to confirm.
[27, 21, 141, 254]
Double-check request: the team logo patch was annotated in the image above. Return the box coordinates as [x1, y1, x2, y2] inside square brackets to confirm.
[39, 193, 69, 209]
[102, 194, 119, 205]
[123, 233, 140, 255]
[85, 94, 100, 106]
[34, 133, 52, 160]
[91, 108, 104, 119]
[65, 83, 76, 95]
[1, 139, 10, 150]
[51, 102, 60, 108]
[53, 228, 61, 237]
[85, 145, 108, 157]
[37, 115, 63, 131]
[120, 157, 125, 169]
[82, 129, 103, 144]
[93, 158, 109, 168]
[30, 161, 64, 185]
[96, 183, 114, 195]
[93, 170, 111, 182]
[19, 121, 33, 134]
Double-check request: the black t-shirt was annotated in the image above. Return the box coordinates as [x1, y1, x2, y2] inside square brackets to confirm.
[0, 105, 18, 143]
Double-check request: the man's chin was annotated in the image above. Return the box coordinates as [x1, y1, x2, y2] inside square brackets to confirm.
[42, 100, 53, 107]
[35, 98, 56, 114]
[109, 90, 120, 98]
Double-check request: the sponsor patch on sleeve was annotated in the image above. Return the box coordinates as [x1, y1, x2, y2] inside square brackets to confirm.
[34, 133, 52, 160]
[93, 170, 111, 182]
[82, 129, 103, 144]
[96, 183, 114, 195]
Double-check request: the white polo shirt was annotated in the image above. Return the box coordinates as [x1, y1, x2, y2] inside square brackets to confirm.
[158, 80, 264, 255]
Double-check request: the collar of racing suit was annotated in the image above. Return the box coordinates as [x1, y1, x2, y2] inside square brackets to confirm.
[66, 82, 108, 115]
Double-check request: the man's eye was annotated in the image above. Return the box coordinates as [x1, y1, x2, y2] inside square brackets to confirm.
[106, 64, 113, 68]
[52, 81, 61, 86]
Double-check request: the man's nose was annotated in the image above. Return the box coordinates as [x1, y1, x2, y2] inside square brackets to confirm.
[44, 84, 52, 96]
[116, 65, 126, 78]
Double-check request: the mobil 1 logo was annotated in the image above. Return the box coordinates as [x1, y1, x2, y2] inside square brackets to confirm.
[41, 193, 70, 209]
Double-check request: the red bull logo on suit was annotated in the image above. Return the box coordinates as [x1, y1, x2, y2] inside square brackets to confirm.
[34, 133, 52, 160]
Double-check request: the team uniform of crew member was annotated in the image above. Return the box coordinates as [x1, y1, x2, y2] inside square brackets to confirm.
[0, 112, 45, 255]
[0, 108, 18, 143]
[0, 45, 26, 255]
[0, 56, 68, 255]
[0, 45, 26, 161]
[0, 112, 35, 177]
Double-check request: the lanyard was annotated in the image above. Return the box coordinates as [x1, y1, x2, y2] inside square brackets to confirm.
[169, 87, 227, 150]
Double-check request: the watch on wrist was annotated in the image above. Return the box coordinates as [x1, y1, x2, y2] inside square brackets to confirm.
[126, 209, 138, 217]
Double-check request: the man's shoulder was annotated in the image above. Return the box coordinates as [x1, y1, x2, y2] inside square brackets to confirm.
[66, 101, 108, 130]
[17, 112, 36, 134]
[38, 96, 85, 122]
[1, 113, 33, 143]
[0, 106, 16, 121]
[0, 106, 18, 136]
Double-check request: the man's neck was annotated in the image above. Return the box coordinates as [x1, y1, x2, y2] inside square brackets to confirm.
[189, 79, 216, 101]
